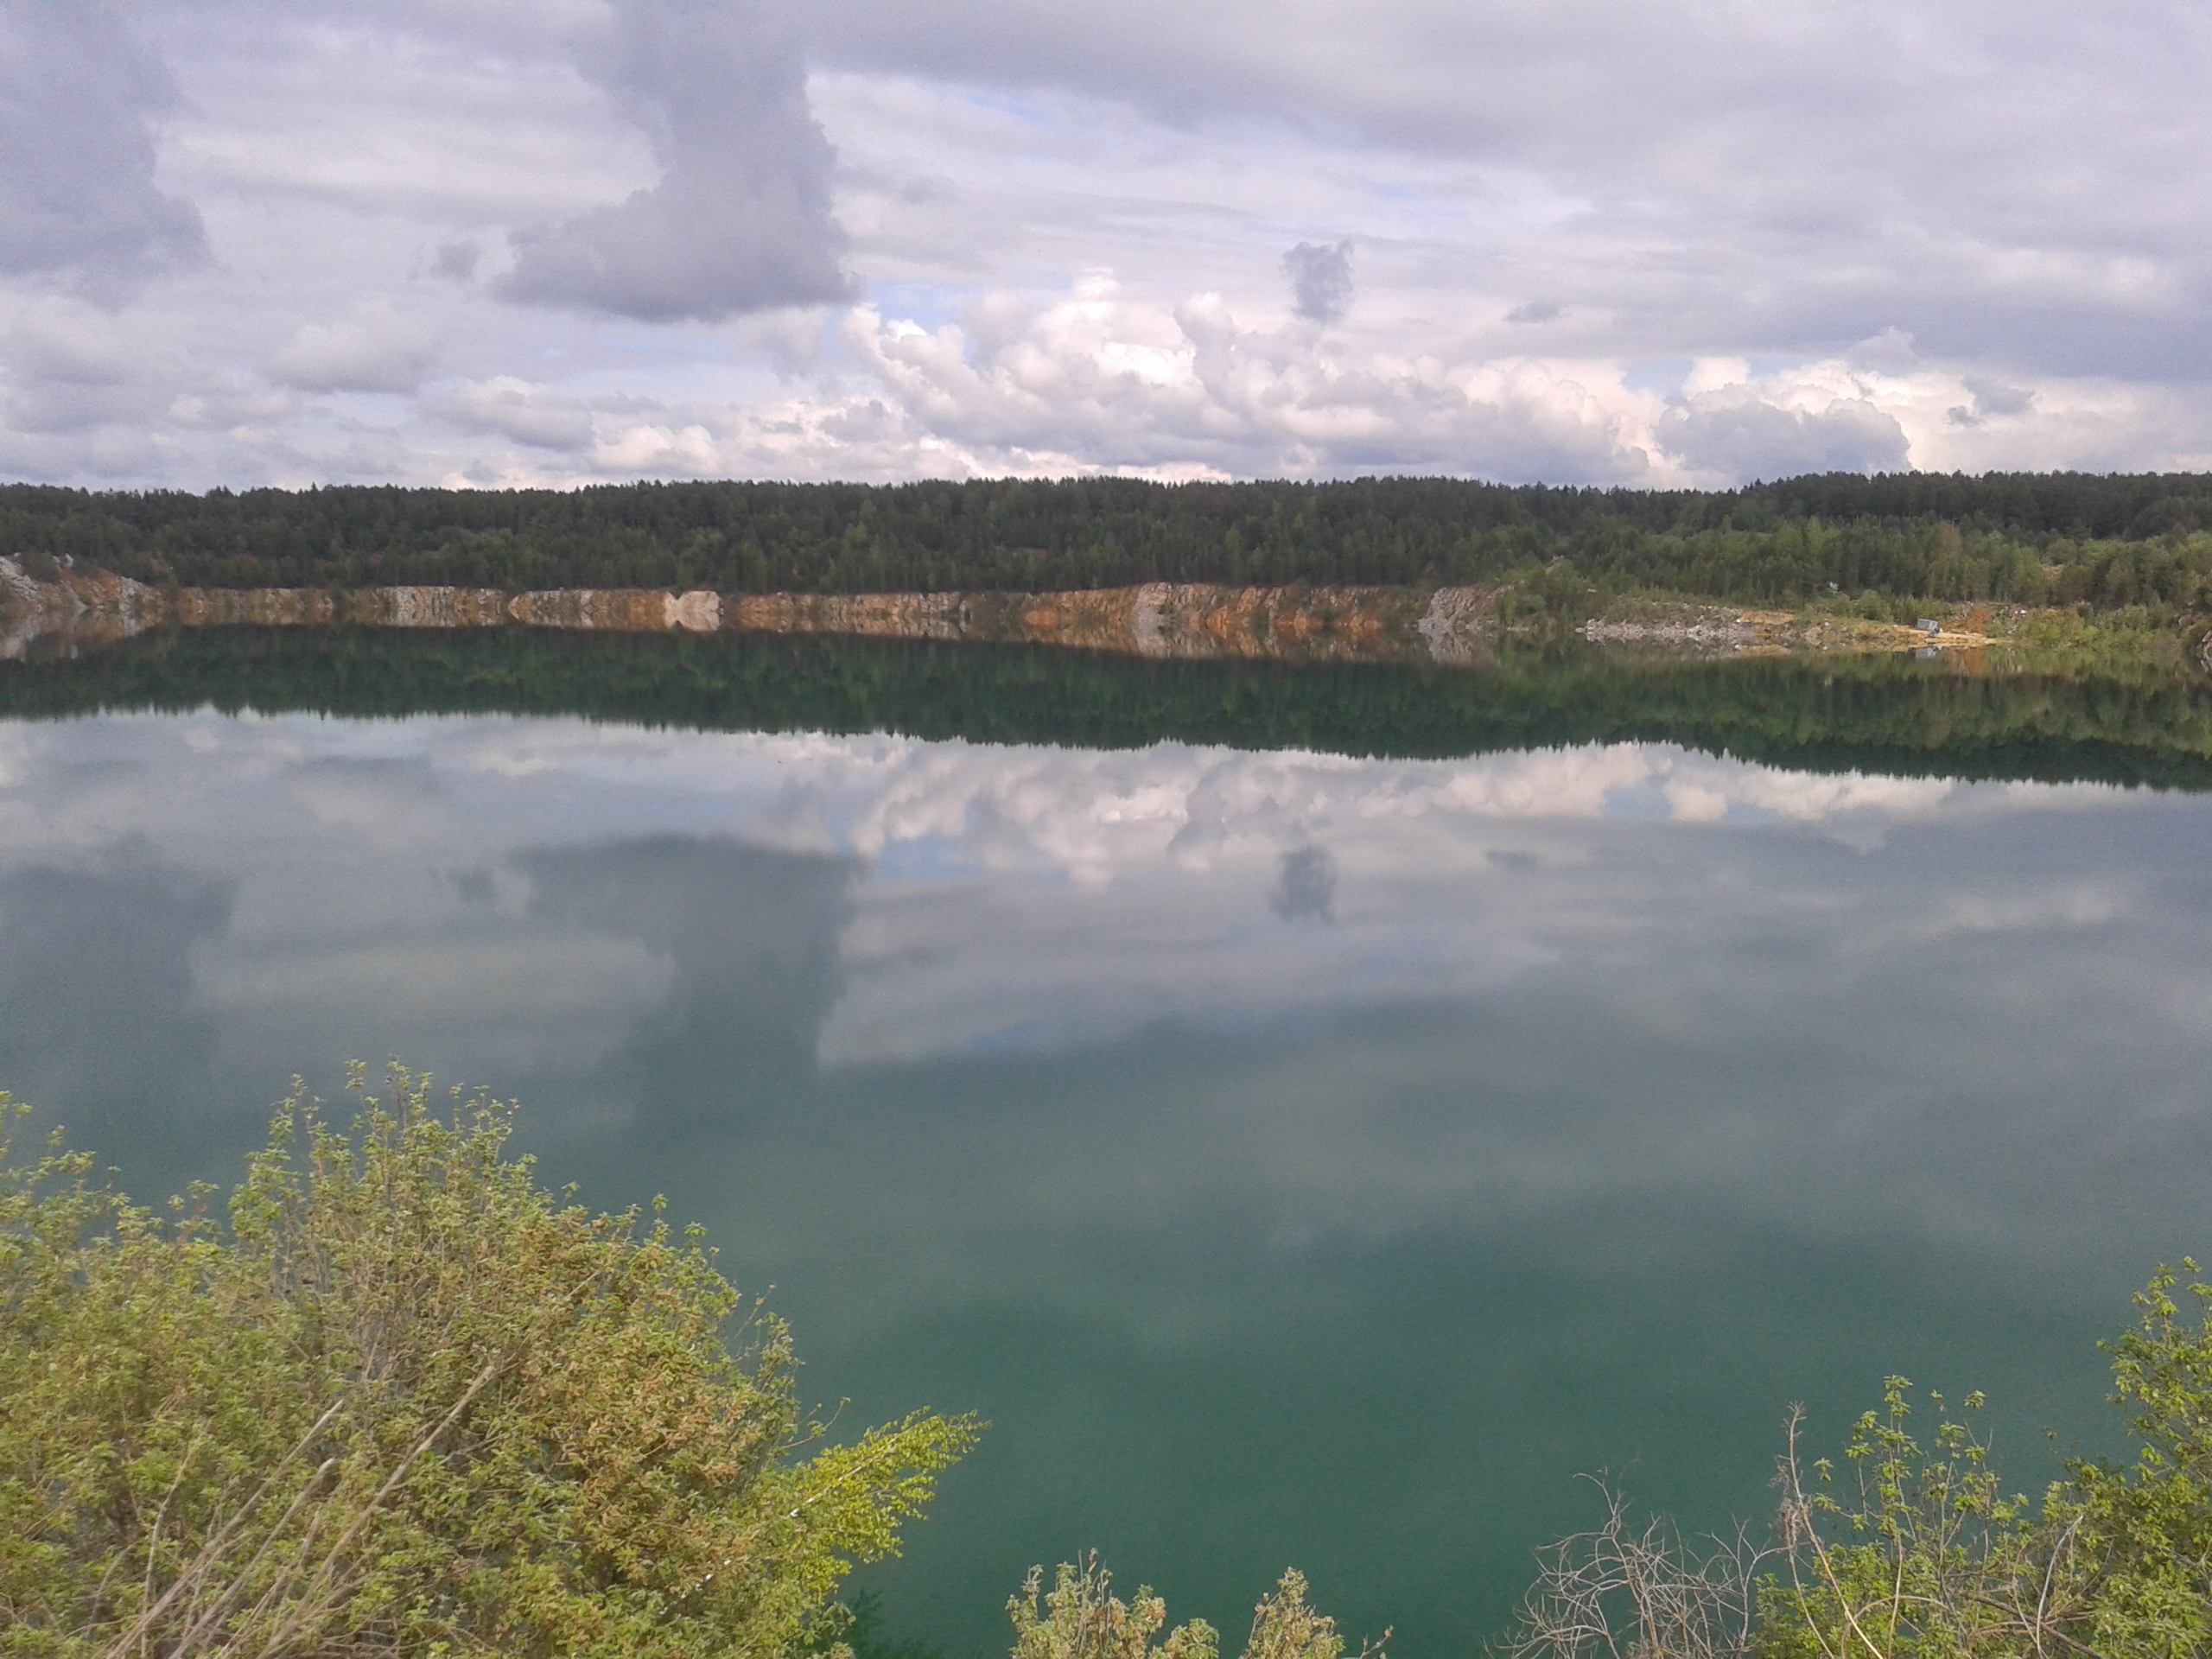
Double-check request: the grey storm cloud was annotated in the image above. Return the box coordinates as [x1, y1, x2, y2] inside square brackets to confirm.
[498, 0, 853, 323]
[1948, 377, 2038, 429]
[1282, 240, 1353, 323]
[1962, 377, 2035, 419]
[431, 240, 481, 283]
[0, 0, 205, 288]
[1658, 391, 1909, 482]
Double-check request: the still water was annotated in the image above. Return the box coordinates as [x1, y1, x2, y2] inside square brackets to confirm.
[3, 650, 2209, 1658]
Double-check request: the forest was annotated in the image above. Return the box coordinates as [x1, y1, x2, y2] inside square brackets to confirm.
[6, 472, 2212, 608]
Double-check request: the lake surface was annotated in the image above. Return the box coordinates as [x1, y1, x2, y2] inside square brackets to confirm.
[3, 632, 2209, 1659]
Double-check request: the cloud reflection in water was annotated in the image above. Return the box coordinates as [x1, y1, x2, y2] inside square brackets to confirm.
[0, 710, 2205, 1657]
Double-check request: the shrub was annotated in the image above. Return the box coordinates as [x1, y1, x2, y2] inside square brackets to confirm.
[1007, 1560, 1374, 1659]
[2066, 1261, 2212, 1656]
[1499, 1262, 2212, 1658]
[1500, 1482, 1767, 1659]
[0, 1066, 978, 1657]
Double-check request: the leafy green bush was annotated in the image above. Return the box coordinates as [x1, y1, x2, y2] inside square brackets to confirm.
[1502, 1263, 2212, 1659]
[1761, 1384, 2075, 1658]
[1007, 1559, 1373, 1659]
[2064, 1262, 2212, 1656]
[0, 1067, 978, 1657]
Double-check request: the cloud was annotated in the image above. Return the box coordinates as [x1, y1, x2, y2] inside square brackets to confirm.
[1962, 376, 2035, 418]
[430, 240, 481, 283]
[1947, 374, 2037, 429]
[0, 304, 244, 439]
[1, 0, 2209, 486]
[0, 1, 205, 289]
[497, 0, 852, 321]
[830, 275, 1655, 480]
[432, 377, 595, 450]
[265, 312, 440, 394]
[6, 308, 164, 391]
[1282, 239, 1353, 323]
[1657, 387, 1910, 481]
[801, 1, 2212, 378]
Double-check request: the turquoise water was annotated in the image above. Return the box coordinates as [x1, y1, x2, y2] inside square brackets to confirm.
[2, 647, 2208, 1657]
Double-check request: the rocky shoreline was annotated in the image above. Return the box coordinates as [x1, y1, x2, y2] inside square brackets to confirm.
[0, 555, 1997, 667]
[1579, 604, 1994, 655]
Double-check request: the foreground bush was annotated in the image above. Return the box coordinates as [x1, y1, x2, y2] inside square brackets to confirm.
[1503, 1263, 2212, 1658]
[0, 1067, 977, 1657]
[1007, 1559, 1376, 1659]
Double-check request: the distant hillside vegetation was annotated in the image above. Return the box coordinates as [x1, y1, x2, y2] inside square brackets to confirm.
[4, 472, 2212, 607]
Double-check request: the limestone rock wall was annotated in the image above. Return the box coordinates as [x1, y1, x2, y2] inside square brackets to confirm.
[508, 589, 722, 630]
[2, 562, 1498, 666]
[725, 582, 1486, 663]
[0, 556, 168, 658]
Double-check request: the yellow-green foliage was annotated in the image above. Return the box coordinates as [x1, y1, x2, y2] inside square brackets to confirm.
[0, 1068, 978, 1658]
[1008, 1560, 1372, 1659]
[1979, 603, 2204, 681]
[2067, 1262, 2212, 1657]
[1762, 1383, 2063, 1659]
[1501, 1263, 2212, 1659]
[1758, 1267, 2212, 1659]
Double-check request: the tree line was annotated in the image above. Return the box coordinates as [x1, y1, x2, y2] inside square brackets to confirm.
[6, 473, 2212, 608]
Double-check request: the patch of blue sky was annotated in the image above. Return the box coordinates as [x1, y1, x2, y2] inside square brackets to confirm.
[957, 87, 1061, 131]
[865, 280, 981, 335]
[1622, 359, 1694, 397]
[1356, 179, 1480, 237]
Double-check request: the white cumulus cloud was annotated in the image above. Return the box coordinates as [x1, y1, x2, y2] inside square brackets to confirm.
[0, 0, 2203, 485]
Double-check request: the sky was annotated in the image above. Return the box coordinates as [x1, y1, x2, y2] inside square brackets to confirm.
[1, 0, 2208, 490]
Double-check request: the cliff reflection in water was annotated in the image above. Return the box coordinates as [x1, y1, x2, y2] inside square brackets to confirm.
[0, 697, 2208, 1659]
[6, 623, 2212, 787]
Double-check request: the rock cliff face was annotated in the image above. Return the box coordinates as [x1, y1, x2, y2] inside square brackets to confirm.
[0, 556, 168, 658]
[0, 567, 1499, 664]
[729, 583, 1478, 662]
[1578, 605, 1994, 655]
[0, 564, 2000, 666]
